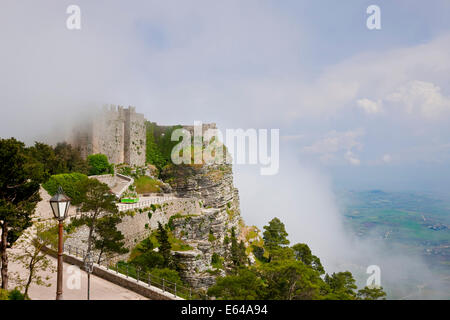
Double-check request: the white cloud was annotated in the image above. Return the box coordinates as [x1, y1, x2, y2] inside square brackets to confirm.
[345, 151, 361, 166]
[302, 129, 364, 165]
[386, 80, 450, 119]
[357, 98, 383, 114]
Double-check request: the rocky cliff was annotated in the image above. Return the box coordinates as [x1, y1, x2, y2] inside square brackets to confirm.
[161, 162, 244, 289]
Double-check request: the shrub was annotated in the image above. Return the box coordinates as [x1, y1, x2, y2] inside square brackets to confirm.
[150, 268, 185, 288]
[0, 289, 9, 300]
[0, 288, 25, 300]
[42, 172, 89, 205]
[87, 154, 113, 176]
[8, 289, 26, 300]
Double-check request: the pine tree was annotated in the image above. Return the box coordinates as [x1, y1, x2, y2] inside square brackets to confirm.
[156, 222, 172, 268]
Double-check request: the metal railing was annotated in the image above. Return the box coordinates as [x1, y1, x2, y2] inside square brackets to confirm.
[62, 244, 207, 300]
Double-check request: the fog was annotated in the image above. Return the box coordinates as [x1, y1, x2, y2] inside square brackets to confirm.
[234, 146, 448, 299]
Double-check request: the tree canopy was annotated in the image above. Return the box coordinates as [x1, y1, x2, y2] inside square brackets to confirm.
[208, 217, 387, 300]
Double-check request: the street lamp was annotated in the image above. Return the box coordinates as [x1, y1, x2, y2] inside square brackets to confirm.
[84, 252, 94, 300]
[49, 186, 71, 300]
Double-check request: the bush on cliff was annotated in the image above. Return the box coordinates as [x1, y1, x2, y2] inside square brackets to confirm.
[145, 122, 183, 172]
[42, 172, 89, 205]
[87, 154, 114, 176]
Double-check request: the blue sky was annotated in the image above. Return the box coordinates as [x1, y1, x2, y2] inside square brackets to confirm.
[1, 0, 450, 192]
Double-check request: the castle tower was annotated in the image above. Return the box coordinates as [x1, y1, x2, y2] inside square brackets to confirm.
[71, 105, 146, 167]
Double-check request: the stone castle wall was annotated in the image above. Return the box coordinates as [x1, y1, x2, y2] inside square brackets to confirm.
[72, 105, 146, 166]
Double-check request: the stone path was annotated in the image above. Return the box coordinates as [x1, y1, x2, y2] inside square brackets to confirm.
[8, 252, 148, 300]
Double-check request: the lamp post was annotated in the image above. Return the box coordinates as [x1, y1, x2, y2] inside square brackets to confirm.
[49, 186, 71, 300]
[84, 252, 94, 300]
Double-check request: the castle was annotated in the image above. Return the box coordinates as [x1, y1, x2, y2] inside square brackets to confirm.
[71, 105, 146, 166]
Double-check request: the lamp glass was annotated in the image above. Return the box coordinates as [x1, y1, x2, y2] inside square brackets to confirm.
[49, 187, 71, 220]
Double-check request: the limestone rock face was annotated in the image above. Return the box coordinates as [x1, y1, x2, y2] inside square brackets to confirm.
[162, 163, 244, 289]
[162, 163, 237, 209]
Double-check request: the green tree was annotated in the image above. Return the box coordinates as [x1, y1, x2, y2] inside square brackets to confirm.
[150, 267, 185, 289]
[323, 272, 358, 300]
[27, 141, 88, 176]
[53, 142, 88, 174]
[259, 259, 324, 300]
[263, 218, 290, 261]
[230, 227, 246, 269]
[357, 286, 387, 300]
[76, 178, 118, 262]
[129, 237, 165, 271]
[207, 268, 265, 300]
[0, 138, 41, 289]
[292, 243, 324, 274]
[156, 222, 172, 268]
[87, 154, 113, 176]
[26, 142, 57, 181]
[93, 215, 129, 263]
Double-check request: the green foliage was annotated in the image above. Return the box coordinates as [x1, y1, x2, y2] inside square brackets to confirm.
[52, 142, 89, 174]
[93, 215, 129, 263]
[134, 176, 162, 194]
[87, 154, 113, 176]
[26, 141, 89, 179]
[0, 138, 42, 289]
[207, 217, 387, 300]
[157, 222, 172, 268]
[258, 259, 324, 300]
[130, 247, 165, 271]
[0, 288, 25, 300]
[0, 288, 9, 300]
[8, 288, 26, 300]
[149, 268, 185, 287]
[323, 272, 358, 300]
[211, 253, 225, 270]
[252, 245, 266, 262]
[263, 218, 290, 253]
[118, 165, 132, 177]
[42, 172, 89, 205]
[145, 122, 183, 172]
[292, 243, 324, 274]
[357, 286, 387, 300]
[208, 230, 216, 242]
[75, 178, 119, 258]
[207, 268, 265, 300]
[230, 227, 246, 269]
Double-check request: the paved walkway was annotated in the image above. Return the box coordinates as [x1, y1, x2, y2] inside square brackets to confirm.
[8, 253, 147, 300]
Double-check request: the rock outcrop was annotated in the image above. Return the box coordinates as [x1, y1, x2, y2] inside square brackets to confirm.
[162, 162, 243, 289]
